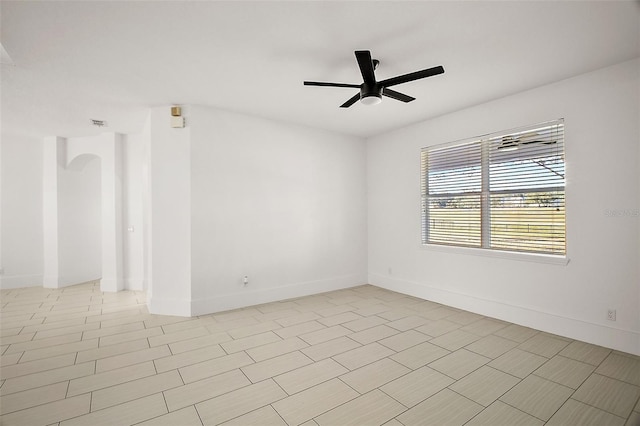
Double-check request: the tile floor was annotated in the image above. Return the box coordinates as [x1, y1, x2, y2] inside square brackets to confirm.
[1, 282, 639, 426]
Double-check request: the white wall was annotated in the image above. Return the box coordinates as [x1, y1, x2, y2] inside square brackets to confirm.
[188, 106, 368, 314]
[367, 59, 640, 355]
[145, 107, 192, 316]
[0, 132, 43, 289]
[57, 154, 102, 286]
[123, 133, 144, 291]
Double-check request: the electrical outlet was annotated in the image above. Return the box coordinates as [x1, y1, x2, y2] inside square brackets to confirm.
[607, 309, 616, 321]
[243, 276, 248, 286]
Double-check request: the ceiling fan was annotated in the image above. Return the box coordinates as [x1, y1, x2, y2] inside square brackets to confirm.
[304, 50, 444, 108]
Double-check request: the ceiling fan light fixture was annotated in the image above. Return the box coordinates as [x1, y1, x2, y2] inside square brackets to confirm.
[360, 94, 382, 106]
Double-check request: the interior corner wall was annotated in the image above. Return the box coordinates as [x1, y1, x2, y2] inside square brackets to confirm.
[188, 106, 368, 315]
[57, 154, 102, 286]
[122, 132, 144, 291]
[0, 131, 44, 289]
[366, 58, 640, 355]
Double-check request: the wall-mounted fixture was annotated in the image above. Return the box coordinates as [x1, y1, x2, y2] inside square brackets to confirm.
[171, 106, 185, 128]
[91, 119, 108, 128]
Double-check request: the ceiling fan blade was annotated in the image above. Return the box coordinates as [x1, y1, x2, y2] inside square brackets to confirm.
[379, 65, 444, 88]
[355, 50, 377, 85]
[382, 88, 415, 103]
[340, 93, 361, 108]
[304, 81, 361, 88]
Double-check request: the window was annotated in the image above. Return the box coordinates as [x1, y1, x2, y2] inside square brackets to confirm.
[421, 119, 565, 255]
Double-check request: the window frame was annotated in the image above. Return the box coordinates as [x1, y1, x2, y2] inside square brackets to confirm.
[420, 119, 568, 263]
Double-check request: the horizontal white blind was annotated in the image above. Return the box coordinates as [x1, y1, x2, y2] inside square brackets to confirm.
[422, 119, 566, 255]
[421, 141, 482, 247]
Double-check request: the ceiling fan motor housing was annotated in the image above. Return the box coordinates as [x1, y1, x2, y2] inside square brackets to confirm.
[360, 83, 383, 104]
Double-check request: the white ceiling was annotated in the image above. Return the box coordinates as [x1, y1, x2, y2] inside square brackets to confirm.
[2, 1, 639, 140]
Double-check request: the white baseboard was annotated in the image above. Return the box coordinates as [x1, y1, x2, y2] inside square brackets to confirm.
[190, 274, 366, 317]
[123, 278, 145, 292]
[147, 295, 192, 317]
[369, 273, 640, 356]
[0, 274, 43, 289]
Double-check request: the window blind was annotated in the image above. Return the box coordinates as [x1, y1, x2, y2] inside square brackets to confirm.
[422, 119, 566, 255]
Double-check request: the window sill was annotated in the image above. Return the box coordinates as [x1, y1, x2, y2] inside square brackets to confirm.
[421, 243, 569, 265]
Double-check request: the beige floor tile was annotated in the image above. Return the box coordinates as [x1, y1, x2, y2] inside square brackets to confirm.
[0, 381, 68, 414]
[246, 336, 309, 362]
[273, 378, 358, 425]
[19, 338, 98, 363]
[627, 411, 640, 426]
[333, 342, 395, 370]
[429, 349, 490, 380]
[397, 388, 483, 425]
[1, 332, 37, 345]
[221, 331, 283, 353]
[275, 312, 321, 328]
[315, 304, 356, 318]
[493, 324, 539, 343]
[340, 357, 410, 394]
[342, 315, 387, 332]
[4, 332, 83, 354]
[546, 398, 625, 426]
[572, 374, 640, 418]
[449, 365, 520, 406]
[274, 321, 326, 340]
[379, 329, 430, 352]
[196, 379, 287, 425]
[301, 336, 361, 361]
[275, 357, 348, 395]
[95, 344, 171, 372]
[213, 307, 261, 323]
[391, 341, 450, 369]
[353, 304, 391, 317]
[385, 314, 429, 331]
[446, 311, 485, 325]
[206, 316, 263, 334]
[317, 311, 362, 327]
[148, 326, 210, 347]
[430, 329, 481, 351]
[461, 318, 508, 336]
[168, 331, 232, 354]
[299, 325, 352, 345]
[315, 389, 405, 426]
[0, 351, 23, 367]
[0, 327, 25, 338]
[164, 369, 250, 412]
[91, 369, 182, 411]
[60, 393, 167, 426]
[0, 393, 90, 426]
[533, 355, 595, 389]
[227, 320, 282, 340]
[517, 333, 570, 358]
[143, 314, 195, 329]
[381, 366, 454, 407]
[98, 327, 163, 347]
[241, 351, 312, 383]
[596, 352, 640, 386]
[0, 353, 76, 380]
[178, 351, 254, 383]
[558, 340, 611, 365]
[465, 334, 519, 359]
[421, 306, 459, 320]
[1, 361, 95, 395]
[161, 318, 215, 334]
[80, 321, 145, 340]
[488, 348, 548, 378]
[465, 400, 544, 426]
[75, 338, 148, 363]
[67, 361, 156, 396]
[500, 375, 573, 421]
[136, 406, 203, 426]
[33, 323, 100, 340]
[349, 324, 399, 345]
[221, 405, 287, 426]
